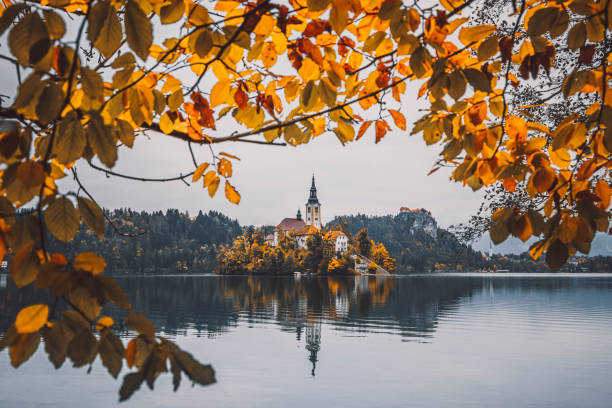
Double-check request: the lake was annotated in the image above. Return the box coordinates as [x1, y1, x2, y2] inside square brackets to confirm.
[1, 273, 612, 407]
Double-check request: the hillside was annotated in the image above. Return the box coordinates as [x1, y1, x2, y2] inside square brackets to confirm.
[327, 210, 488, 273]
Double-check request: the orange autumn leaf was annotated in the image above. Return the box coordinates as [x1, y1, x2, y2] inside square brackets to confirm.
[234, 88, 248, 109]
[96, 316, 114, 330]
[356, 121, 372, 141]
[225, 181, 241, 204]
[125, 338, 137, 368]
[219, 152, 240, 161]
[217, 158, 232, 178]
[15, 304, 48, 334]
[505, 115, 528, 143]
[389, 110, 406, 130]
[595, 179, 611, 209]
[192, 162, 209, 182]
[375, 120, 390, 143]
[503, 177, 517, 192]
[532, 167, 556, 193]
[512, 214, 533, 242]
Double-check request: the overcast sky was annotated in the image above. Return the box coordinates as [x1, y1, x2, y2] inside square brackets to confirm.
[0, 19, 507, 253]
[56, 82, 485, 230]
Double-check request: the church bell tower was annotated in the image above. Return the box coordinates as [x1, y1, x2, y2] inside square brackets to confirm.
[305, 175, 321, 229]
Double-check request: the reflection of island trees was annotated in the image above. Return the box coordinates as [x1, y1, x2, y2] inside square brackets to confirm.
[5, 276, 611, 339]
[4, 275, 612, 373]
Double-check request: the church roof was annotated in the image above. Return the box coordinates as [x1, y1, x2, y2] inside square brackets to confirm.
[277, 218, 306, 232]
[295, 224, 319, 236]
[324, 230, 346, 241]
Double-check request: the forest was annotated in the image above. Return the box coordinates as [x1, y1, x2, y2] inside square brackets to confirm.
[36, 208, 611, 274]
[47, 209, 242, 274]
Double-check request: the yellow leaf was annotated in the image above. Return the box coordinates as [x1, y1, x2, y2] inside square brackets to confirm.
[87, 113, 117, 168]
[17, 161, 44, 188]
[15, 304, 48, 334]
[160, 0, 184, 24]
[45, 196, 80, 242]
[525, 137, 546, 154]
[54, 112, 86, 165]
[78, 196, 105, 238]
[307, 0, 330, 12]
[512, 214, 533, 242]
[192, 163, 209, 182]
[43, 10, 66, 39]
[81, 67, 104, 101]
[10, 243, 39, 288]
[96, 316, 114, 330]
[87, 0, 122, 59]
[74, 252, 107, 275]
[193, 28, 213, 58]
[36, 84, 64, 124]
[458, 24, 496, 46]
[210, 79, 231, 108]
[219, 152, 240, 161]
[526, 7, 559, 37]
[225, 181, 241, 204]
[531, 167, 556, 193]
[203, 170, 220, 197]
[567, 22, 586, 50]
[526, 122, 550, 135]
[124, 0, 152, 61]
[159, 112, 175, 134]
[162, 75, 182, 94]
[546, 239, 568, 271]
[8, 11, 48, 66]
[549, 146, 571, 169]
[260, 42, 277, 68]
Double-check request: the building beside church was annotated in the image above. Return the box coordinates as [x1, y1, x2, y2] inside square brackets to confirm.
[271, 176, 348, 253]
[324, 230, 349, 253]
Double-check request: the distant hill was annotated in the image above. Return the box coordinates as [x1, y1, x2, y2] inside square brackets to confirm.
[327, 211, 488, 273]
[472, 231, 612, 257]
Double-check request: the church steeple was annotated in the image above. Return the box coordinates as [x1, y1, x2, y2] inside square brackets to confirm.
[308, 174, 320, 205]
[305, 174, 321, 229]
[296, 209, 302, 220]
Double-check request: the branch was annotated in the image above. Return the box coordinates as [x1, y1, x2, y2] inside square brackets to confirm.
[88, 162, 194, 184]
[71, 167, 145, 238]
[142, 122, 287, 145]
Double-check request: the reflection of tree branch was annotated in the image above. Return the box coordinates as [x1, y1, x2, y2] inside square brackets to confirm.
[71, 167, 144, 238]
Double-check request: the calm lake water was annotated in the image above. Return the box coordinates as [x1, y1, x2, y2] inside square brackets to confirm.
[1, 273, 612, 407]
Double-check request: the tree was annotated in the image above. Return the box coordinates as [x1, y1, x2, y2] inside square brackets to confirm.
[371, 242, 397, 272]
[355, 228, 373, 257]
[2, 0, 612, 401]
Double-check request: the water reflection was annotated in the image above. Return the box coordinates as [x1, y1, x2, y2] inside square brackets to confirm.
[3, 274, 612, 408]
[4, 274, 612, 378]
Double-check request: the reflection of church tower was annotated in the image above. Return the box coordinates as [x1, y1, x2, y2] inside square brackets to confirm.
[305, 317, 321, 376]
[305, 175, 321, 229]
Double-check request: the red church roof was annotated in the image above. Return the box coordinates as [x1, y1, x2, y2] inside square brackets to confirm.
[276, 218, 306, 232]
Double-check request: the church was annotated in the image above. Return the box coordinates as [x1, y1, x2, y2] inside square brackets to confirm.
[267, 176, 348, 253]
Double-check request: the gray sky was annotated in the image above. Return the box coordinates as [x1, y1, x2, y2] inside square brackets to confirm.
[60, 100, 485, 230]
